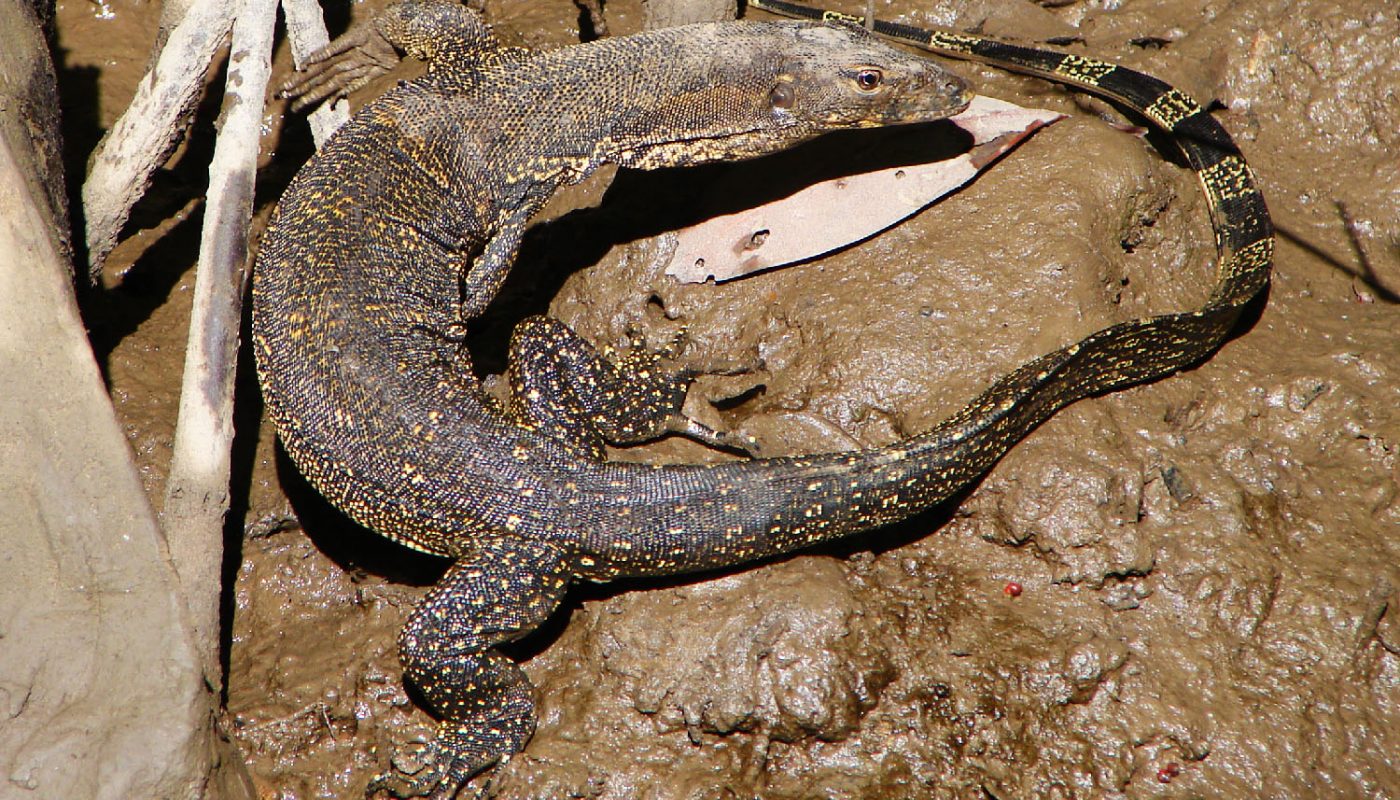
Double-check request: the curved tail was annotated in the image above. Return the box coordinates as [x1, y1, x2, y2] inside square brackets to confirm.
[587, 1, 1273, 578]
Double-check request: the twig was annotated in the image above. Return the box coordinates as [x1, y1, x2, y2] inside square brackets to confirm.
[1337, 201, 1399, 304]
[161, 0, 279, 679]
[80, 0, 234, 281]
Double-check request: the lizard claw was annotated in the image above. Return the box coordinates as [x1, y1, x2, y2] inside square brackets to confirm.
[656, 326, 689, 361]
[282, 23, 401, 112]
[667, 416, 764, 456]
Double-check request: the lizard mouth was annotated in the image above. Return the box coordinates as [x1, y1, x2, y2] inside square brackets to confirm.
[613, 119, 814, 167]
[891, 71, 975, 123]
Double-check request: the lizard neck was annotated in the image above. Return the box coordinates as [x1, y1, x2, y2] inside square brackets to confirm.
[466, 23, 810, 173]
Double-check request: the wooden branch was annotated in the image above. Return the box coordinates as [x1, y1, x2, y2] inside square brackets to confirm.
[161, 0, 279, 678]
[80, 0, 233, 281]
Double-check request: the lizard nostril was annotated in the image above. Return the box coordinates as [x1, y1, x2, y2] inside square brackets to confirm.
[948, 79, 973, 108]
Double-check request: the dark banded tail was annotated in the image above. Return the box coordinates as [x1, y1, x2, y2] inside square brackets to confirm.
[750, 0, 1272, 323]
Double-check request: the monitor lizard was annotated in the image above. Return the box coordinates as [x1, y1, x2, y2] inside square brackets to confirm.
[252, 1, 1271, 796]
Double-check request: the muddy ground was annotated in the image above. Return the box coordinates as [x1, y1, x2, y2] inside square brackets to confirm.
[57, 0, 1398, 797]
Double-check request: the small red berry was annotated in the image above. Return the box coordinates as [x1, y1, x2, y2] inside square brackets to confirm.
[1003, 581, 1023, 598]
[1156, 762, 1181, 783]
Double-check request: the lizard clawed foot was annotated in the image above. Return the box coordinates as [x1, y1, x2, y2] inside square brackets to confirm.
[609, 326, 765, 455]
[366, 735, 504, 800]
[282, 22, 401, 112]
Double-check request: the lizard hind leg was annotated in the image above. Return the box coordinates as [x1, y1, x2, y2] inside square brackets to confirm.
[369, 538, 572, 800]
[506, 315, 757, 460]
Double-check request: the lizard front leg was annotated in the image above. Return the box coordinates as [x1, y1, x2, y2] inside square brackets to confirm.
[506, 315, 759, 460]
[369, 538, 572, 799]
[283, 0, 513, 111]
[457, 189, 555, 320]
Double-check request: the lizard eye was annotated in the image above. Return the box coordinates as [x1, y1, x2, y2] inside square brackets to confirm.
[855, 68, 883, 91]
[770, 83, 794, 110]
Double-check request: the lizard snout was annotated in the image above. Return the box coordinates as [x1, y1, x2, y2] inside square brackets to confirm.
[916, 68, 975, 118]
[876, 65, 974, 125]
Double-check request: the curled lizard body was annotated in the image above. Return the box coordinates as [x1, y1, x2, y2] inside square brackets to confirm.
[256, 4, 973, 795]
[253, 0, 1270, 795]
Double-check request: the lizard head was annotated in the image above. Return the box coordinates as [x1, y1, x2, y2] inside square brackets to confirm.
[771, 21, 974, 131]
[607, 20, 973, 169]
